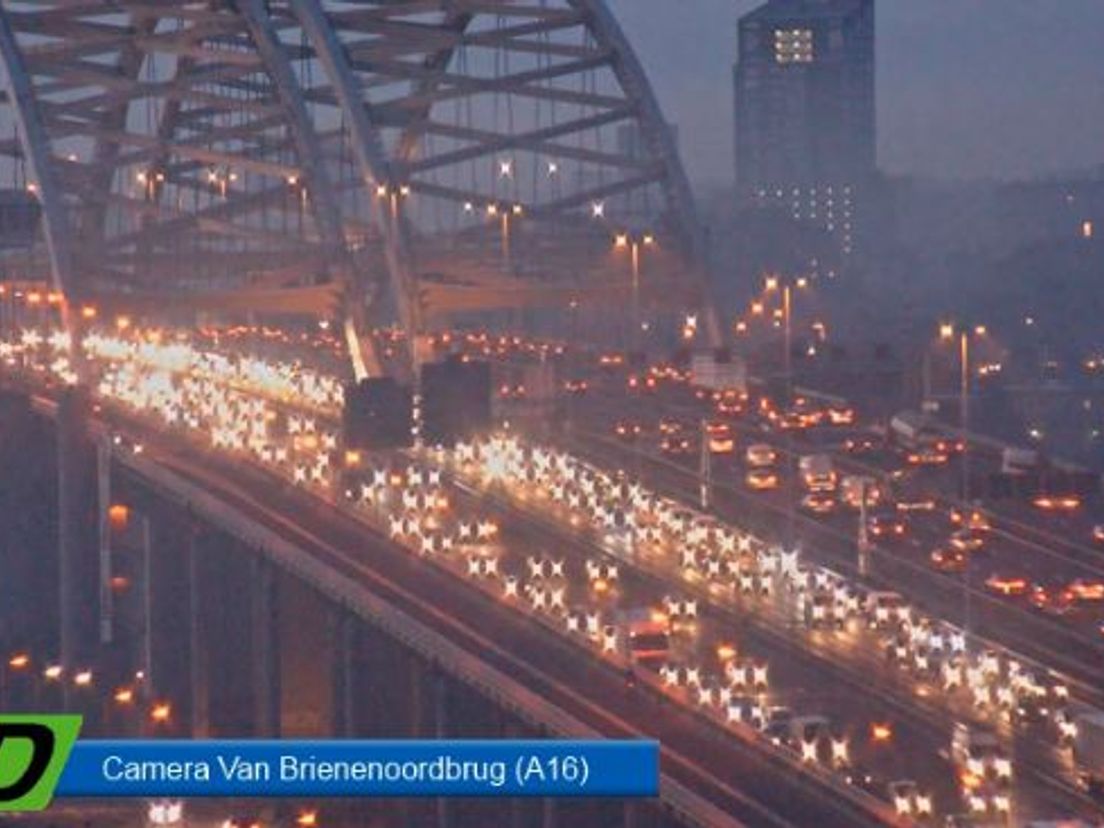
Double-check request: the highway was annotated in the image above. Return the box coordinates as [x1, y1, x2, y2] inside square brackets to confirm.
[555, 366, 1104, 692]
[7, 329, 1104, 825]
[100, 398, 887, 828]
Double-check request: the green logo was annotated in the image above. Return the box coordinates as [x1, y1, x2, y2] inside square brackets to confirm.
[0, 715, 81, 811]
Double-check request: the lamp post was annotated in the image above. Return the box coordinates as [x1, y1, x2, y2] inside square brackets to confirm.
[763, 274, 809, 403]
[614, 232, 655, 353]
[939, 322, 987, 503]
[376, 183, 410, 226]
[486, 202, 523, 274]
[938, 321, 987, 640]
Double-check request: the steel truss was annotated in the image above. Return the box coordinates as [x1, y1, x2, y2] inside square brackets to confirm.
[0, 0, 716, 375]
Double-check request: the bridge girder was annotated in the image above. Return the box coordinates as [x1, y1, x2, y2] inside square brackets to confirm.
[0, 0, 718, 377]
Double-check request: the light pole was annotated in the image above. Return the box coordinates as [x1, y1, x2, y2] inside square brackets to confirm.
[376, 183, 411, 226]
[763, 274, 809, 403]
[614, 231, 655, 353]
[939, 321, 987, 640]
[939, 322, 987, 503]
[487, 202, 523, 273]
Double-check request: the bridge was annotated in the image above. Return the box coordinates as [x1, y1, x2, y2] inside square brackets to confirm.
[0, 4, 1103, 828]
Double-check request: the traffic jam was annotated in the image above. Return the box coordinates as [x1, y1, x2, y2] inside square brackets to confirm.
[4, 324, 1104, 824]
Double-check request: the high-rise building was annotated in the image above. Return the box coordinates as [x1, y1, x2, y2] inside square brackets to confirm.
[733, 0, 875, 256]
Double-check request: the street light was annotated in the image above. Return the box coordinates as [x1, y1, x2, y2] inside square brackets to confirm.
[487, 202, 523, 273]
[938, 321, 988, 503]
[763, 274, 809, 403]
[375, 183, 410, 224]
[939, 321, 988, 642]
[613, 231, 656, 352]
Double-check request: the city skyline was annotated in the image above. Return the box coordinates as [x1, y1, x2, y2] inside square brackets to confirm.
[608, 0, 1104, 190]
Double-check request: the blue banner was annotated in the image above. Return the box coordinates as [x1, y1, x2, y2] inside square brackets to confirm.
[56, 740, 658, 798]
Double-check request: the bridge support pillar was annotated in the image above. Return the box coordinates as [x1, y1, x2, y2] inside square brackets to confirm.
[142, 513, 195, 735]
[188, 531, 210, 737]
[251, 555, 280, 738]
[434, 671, 452, 828]
[542, 797, 557, 828]
[330, 609, 357, 737]
[57, 385, 98, 693]
[0, 389, 56, 660]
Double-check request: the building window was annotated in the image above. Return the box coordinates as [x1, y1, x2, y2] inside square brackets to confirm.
[774, 29, 814, 64]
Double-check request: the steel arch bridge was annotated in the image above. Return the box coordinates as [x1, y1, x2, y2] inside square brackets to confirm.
[0, 0, 717, 377]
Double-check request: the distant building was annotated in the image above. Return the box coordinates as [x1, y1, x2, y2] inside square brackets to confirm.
[733, 0, 875, 257]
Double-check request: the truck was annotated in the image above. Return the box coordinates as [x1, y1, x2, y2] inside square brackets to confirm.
[1072, 711, 1104, 795]
[690, 352, 747, 394]
[1001, 447, 1040, 475]
[799, 454, 836, 492]
[616, 607, 671, 665]
[889, 411, 940, 449]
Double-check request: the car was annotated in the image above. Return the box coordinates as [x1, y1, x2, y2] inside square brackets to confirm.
[563, 378, 588, 395]
[887, 779, 933, 818]
[1032, 494, 1081, 512]
[746, 468, 781, 492]
[1029, 584, 1075, 616]
[598, 352, 624, 368]
[897, 497, 937, 513]
[1093, 524, 1104, 544]
[931, 548, 967, 573]
[626, 373, 657, 393]
[658, 417, 684, 435]
[844, 765, 881, 796]
[949, 528, 986, 553]
[843, 435, 879, 453]
[746, 468, 779, 491]
[1066, 578, 1104, 602]
[984, 573, 1030, 597]
[706, 422, 735, 454]
[867, 512, 907, 539]
[801, 492, 836, 514]
[746, 443, 777, 468]
[826, 404, 856, 426]
[614, 420, 644, 442]
[950, 508, 991, 532]
[906, 446, 949, 466]
[715, 393, 747, 416]
[660, 435, 692, 456]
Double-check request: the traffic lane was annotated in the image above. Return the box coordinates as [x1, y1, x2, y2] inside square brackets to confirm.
[117, 424, 885, 828]
[552, 431, 1104, 822]
[560, 426, 1104, 703]
[581, 383, 1102, 575]
[569, 398, 1104, 680]
[472, 440, 1098, 823]
[435, 456, 961, 808]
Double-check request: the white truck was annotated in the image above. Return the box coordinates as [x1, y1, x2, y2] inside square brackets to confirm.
[1001, 447, 1040, 475]
[1073, 711, 1104, 795]
[690, 352, 747, 394]
[799, 454, 836, 492]
[889, 411, 939, 449]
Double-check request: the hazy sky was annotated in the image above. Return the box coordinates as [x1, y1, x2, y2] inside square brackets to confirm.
[606, 0, 1104, 190]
